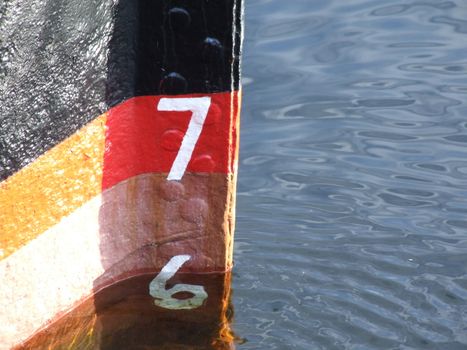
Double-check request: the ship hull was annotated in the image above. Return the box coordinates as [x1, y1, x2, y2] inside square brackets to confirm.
[0, 0, 243, 348]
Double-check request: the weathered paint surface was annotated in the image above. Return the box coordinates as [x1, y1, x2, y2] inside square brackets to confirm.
[103, 92, 240, 189]
[14, 272, 236, 349]
[0, 115, 107, 259]
[0, 104, 240, 348]
[0, 0, 243, 348]
[0, 0, 242, 181]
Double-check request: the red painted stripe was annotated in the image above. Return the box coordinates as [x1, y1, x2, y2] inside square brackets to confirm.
[103, 91, 239, 190]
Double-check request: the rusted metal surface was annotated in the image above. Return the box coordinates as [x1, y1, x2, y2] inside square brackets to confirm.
[15, 272, 236, 349]
[0, 0, 243, 348]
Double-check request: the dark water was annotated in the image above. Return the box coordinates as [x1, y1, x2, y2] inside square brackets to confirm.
[233, 0, 467, 349]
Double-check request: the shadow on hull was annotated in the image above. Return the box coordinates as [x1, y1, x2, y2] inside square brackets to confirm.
[15, 272, 236, 350]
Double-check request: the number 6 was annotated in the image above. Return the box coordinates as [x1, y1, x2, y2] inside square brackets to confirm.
[157, 97, 211, 181]
[149, 255, 208, 310]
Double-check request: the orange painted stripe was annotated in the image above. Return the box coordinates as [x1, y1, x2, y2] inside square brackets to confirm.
[0, 114, 107, 260]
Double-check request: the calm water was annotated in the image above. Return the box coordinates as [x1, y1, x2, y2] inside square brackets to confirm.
[233, 0, 467, 349]
[1, 0, 466, 348]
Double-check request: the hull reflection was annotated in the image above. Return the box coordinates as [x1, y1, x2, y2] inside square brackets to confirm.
[15, 272, 235, 350]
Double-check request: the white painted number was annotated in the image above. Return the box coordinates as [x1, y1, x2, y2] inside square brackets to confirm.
[149, 255, 208, 310]
[157, 97, 211, 181]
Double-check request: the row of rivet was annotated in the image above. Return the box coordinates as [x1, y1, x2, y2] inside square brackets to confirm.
[160, 7, 224, 94]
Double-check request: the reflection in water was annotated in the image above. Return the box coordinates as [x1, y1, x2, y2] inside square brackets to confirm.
[16, 272, 236, 349]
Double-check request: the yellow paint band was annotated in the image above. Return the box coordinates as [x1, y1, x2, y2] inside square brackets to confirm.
[0, 114, 107, 260]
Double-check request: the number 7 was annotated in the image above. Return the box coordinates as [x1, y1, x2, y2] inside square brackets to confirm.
[157, 97, 211, 181]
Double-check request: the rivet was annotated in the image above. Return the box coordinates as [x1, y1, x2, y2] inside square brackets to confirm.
[168, 7, 191, 30]
[192, 154, 215, 172]
[160, 181, 185, 202]
[160, 72, 188, 94]
[161, 129, 184, 152]
[202, 37, 223, 62]
[179, 198, 208, 224]
[204, 102, 221, 125]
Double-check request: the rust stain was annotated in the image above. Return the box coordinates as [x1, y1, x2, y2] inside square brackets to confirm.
[14, 272, 236, 349]
[0, 114, 107, 260]
[95, 172, 235, 283]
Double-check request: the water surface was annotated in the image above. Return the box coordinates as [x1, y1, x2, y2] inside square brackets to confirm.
[233, 0, 467, 348]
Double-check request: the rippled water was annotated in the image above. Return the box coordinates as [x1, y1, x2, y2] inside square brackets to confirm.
[233, 0, 467, 348]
